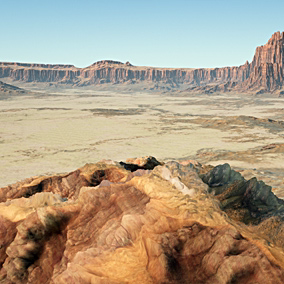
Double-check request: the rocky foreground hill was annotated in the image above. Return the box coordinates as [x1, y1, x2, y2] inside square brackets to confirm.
[0, 31, 284, 94]
[1, 157, 284, 283]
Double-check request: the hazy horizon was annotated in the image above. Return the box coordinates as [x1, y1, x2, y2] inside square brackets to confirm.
[1, 0, 284, 69]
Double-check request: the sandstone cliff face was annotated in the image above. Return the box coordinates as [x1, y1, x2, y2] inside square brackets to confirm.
[0, 60, 248, 86]
[0, 32, 283, 93]
[0, 157, 284, 283]
[241, 31, 284, 92]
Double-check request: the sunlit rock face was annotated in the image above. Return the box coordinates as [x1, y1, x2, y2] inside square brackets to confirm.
[0, 157, 284, 283]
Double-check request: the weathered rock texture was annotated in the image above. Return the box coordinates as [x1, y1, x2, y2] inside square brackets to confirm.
[0, 32, 284, 93]
[187, 31, 284, 94]
[0, 157, 284, 283]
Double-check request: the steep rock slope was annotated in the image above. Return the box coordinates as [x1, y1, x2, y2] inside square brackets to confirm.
[0, 157, 284, 283]
[189, 31, 284, 94]
[245, 31, 284, 91]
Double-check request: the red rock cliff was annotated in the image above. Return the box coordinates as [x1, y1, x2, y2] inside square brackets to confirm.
[0, 32, 283, 92]
[242, 31, 284, 91]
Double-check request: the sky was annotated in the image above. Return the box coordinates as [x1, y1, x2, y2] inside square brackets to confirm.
[1, 0, 284, 69]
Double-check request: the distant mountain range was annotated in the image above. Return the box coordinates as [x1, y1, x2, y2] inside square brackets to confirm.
[0, 31, 284, 94]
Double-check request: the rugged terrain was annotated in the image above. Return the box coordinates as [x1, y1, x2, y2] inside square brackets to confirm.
[0, 157, 284, 283]
[0, 89, 283, 189]
[0, 87, 283, 280]
[0, 31, 284, 94]
[0, 30, 283, 283]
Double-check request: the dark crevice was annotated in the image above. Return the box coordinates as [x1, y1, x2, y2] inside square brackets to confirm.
[90, 170, 106, 186]
[120, 156, 162, 172]
[23, 182, 43, 198]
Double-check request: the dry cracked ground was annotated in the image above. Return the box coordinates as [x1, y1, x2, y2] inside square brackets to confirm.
[0, 86, 283, 196]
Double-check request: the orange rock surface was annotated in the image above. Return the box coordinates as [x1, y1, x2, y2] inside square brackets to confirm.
[0, 158, 284, 283]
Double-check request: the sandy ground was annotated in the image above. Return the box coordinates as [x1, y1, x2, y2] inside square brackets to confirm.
[0, 86, 283, 195]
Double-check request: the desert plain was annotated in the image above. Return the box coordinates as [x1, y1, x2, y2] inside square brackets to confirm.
[0, 85, 283, 197]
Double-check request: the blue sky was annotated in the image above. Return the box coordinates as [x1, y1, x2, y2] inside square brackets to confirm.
[1, 0, 283, 68]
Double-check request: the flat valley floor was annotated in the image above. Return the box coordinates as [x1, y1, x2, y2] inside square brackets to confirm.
[1, 87, 283, 197]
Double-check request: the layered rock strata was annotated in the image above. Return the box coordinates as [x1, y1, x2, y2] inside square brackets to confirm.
[0, 32, 283, 93]
[186, 31, 284, 94]
[0, 157, 284, 283]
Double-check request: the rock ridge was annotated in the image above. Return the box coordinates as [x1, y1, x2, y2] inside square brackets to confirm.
[0, 80, 26, 94]
[0, 157, 284, 283]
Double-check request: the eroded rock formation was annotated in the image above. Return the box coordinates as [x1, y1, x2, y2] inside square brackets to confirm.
[187, 31, 284, 94]
[0, 157, 284, 283]
[0, 31, 283, 93]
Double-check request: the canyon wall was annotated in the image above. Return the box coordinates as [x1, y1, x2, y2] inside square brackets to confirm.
[0, 32, 283, 92]
[0, 60, 247, 85]
[242, 31, 284, 91]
